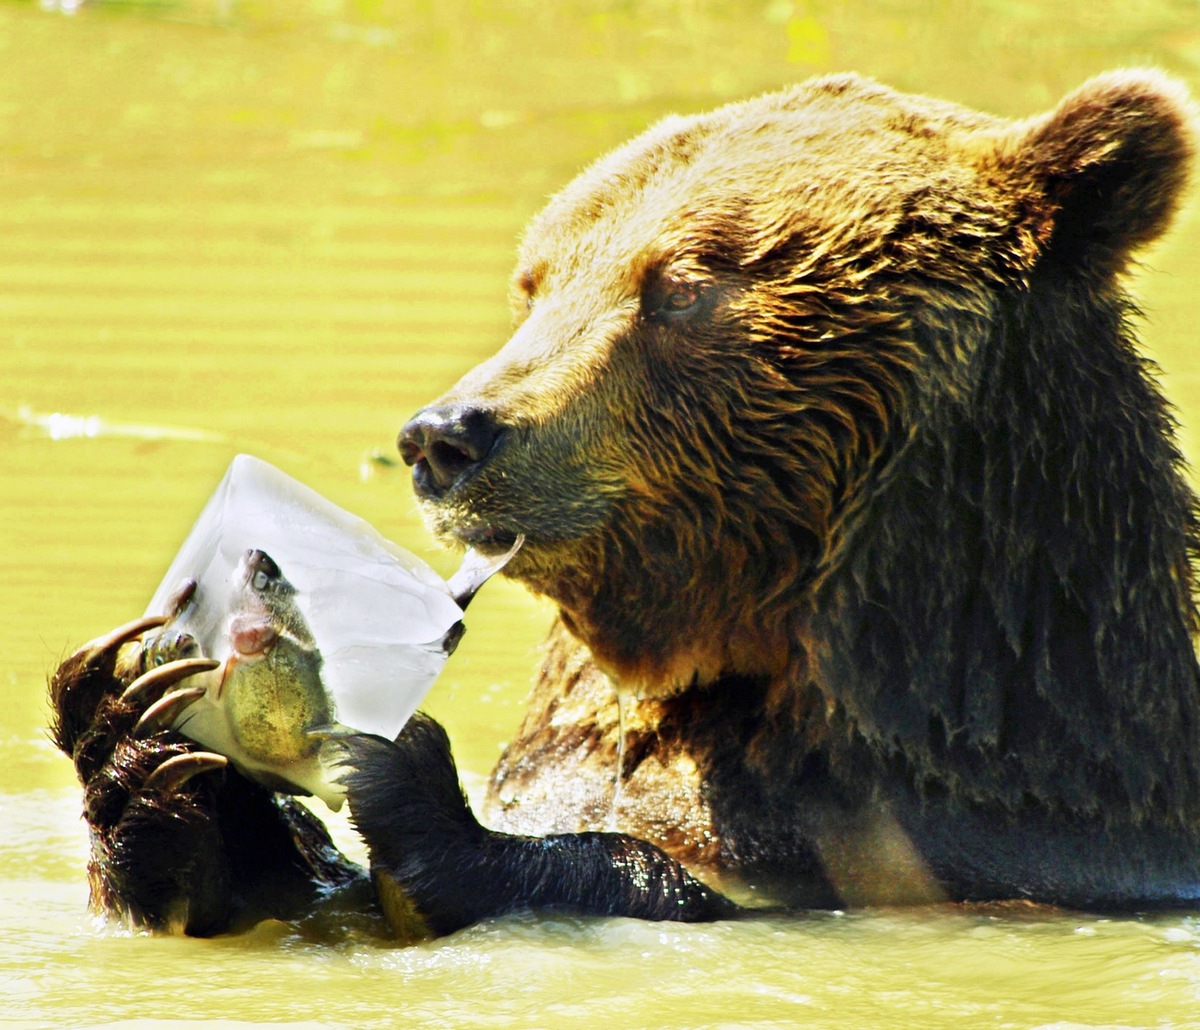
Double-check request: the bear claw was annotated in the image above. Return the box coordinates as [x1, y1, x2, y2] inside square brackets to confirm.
[121, 657, 219, 707]
[141, 751, 229, 793]
[81, 614, 170, 661]
[132, 685, 209, 739]
[52, 608, 364, 935]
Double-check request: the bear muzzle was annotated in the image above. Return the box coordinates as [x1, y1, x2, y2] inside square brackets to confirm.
[399, 404, 507, 498]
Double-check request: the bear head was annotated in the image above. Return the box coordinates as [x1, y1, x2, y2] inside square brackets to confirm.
[400, 71, 1195, 698]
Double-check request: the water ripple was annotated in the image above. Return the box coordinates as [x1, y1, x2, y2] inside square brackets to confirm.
[3, 405, 225, 443]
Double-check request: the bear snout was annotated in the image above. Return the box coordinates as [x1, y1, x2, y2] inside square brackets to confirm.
[399, 405, 506, 497]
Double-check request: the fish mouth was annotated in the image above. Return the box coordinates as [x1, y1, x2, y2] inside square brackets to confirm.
[228, 613, 279, 659]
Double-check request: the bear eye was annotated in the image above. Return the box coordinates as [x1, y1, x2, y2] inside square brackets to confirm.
[643, 276, 708, 324]
[662, 288, 701, 313]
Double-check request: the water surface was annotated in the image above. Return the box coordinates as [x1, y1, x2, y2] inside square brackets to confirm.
[4, 2, 1200, 1027]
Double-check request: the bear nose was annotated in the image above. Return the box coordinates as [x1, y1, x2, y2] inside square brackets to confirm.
[398, 405, 505, 496]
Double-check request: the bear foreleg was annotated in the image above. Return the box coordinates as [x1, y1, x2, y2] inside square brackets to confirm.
[342, 714, 740, 937]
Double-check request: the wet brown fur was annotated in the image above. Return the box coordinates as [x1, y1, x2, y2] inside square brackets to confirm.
[48, 71, 1200, 926]
[423, 73, 1194, 694]
[413, 72, 1200, 907]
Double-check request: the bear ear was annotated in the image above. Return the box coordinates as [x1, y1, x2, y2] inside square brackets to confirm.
[1007, 70, 1196, 271]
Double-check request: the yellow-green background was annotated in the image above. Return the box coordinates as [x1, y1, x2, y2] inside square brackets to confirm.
[4, 1, 1200, 1027]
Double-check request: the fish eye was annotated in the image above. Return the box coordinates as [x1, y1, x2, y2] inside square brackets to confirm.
[252, 570, 271, 591]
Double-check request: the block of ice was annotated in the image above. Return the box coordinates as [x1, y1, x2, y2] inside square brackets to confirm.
[139, 454, 518, 808]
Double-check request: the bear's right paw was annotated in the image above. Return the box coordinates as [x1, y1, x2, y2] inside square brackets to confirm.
[49, 616, 236, 935]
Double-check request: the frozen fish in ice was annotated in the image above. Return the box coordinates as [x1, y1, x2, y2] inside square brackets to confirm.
[130, 454, 519, 808]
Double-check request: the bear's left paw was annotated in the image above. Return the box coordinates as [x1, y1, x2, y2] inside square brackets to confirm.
[341, 713, 740, 937]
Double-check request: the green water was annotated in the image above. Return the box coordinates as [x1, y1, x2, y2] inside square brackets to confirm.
[4, 1, 1200, 1026]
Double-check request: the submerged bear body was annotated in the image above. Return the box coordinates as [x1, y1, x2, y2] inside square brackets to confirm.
[404, 72, 1200, 910]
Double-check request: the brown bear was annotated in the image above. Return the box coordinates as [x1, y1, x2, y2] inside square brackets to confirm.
[399, 69, 1200, 908]
[50, 70, 1200, 938]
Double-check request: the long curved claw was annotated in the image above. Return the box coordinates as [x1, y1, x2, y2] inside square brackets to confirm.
[50, 614, 176, 760]
[79, 615, 169, 664]
[121, 658, 220, 707]
[142, 751, 228, 793]
[133, 686, 208, 739]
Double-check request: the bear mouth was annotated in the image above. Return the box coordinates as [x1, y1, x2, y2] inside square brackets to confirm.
[416, 493, 528, 554]
[454, 523, 522, 552]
